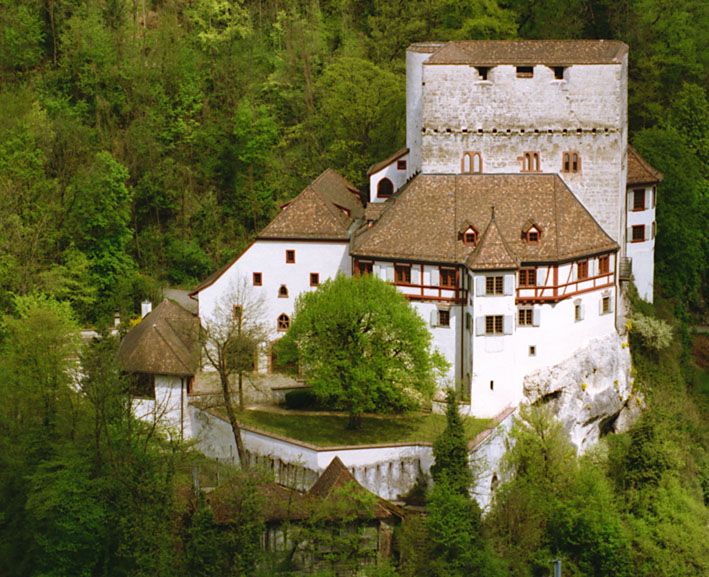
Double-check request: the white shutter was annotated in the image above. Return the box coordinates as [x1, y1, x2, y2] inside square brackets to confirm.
[588, 258, 597, 277]
[430, 268, 440, 286]
[608, 296, 614, 313]
[503, 275, 514, 296]
[429, 310, 438, 327]
[579, 303, 586, 320]
[532, 308, 541, 327]
[385, 266, 394, 282]
[503, 315, 513, 335]
[475, 276, 486, 296]
[411, 266, 421, 285]
[645, 188, 652, 210]
[373, 263, 381, 278]
[475, 317, 485, 336]
[599, 299, 605, 316]
[627, 191, 634, 212]
[627, 227, 633, 244]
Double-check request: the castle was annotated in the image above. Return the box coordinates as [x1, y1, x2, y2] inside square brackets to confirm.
[187, 40, 661, 419]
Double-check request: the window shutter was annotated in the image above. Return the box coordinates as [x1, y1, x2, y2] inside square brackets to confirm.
[411, 266, 421, 285]
[430, 310, 438, 327]
[627, 192, 634, 213]
[579, 303, 586, 321]
[532, 308, 541, 327]
[588, 258, 596, 278]
[430, 268, 440, 286]
[373, 263, 381, 278]
[627, 227, 633, 244]
[503, 275, 514, 296]
[475, 317, 485, 336]
[645, 188, 652, 210]
[503, 315, 513, 335]
[608, 296, 614, 313]
[385, 266, 394, 282]
[475, 276, 485, 296]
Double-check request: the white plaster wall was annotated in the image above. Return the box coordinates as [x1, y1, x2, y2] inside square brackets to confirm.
[469, 270, 617, 417]
[369, 152, 410, 203]
[407, 49, 439, 174]
[412, 300, 462, 386]
[198, 240, 351, 344]
[132, 374, 191, 438]
[626, 185, 656, 302]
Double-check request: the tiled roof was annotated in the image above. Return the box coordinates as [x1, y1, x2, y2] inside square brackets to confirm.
[367, 147, 409, 176]
[351, 174, 618, 266]
[117, 299, 200, 376]
[466, 216, 518, 270]
[627, 146, 663, 185]
[425, 40, 628, 66]
[258, 169, 363, 240]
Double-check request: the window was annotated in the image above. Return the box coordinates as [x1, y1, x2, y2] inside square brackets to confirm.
[130, 373, 155, 399]
[278, 285, 288, 298]
[440, 268, 457, 288]
[553, 66, 565, 80]
[377, 178, 394, 198]
[394, 264, 411, 285]
[253, 272, 262, 286]
[490, 380, 494, 390]
[601, 296, 611, 315]
[285, 250, 295, 264]
[598, 255, 610, 275]
[574, 303, 584, 322]
[529, 345, 536, 356]
[516, 66, 534, 78]
[462, 151, 483, 174]
[577, 260, 589, 280]
[277, 314, 290, 332]
[521, 152, 540, 172]
[485, 315, 504, 335]
[462, 227, 477, 246]
[232, 304, 243, 319]
[356, 260, 373, 276]
[633, 188, 645, 211]
[632, 225, 645, 243]
[438, 309, 450, 327]
[519, 268, 537, 287]
[562, 151, 581, 173]
[528, 229, 539, 243]
[397, 159, 407, 170]
[477, 66, 490, 80]
[310, 273, 320, 287]
[518, 308, 533, 326]
[486, 276, 504, 295]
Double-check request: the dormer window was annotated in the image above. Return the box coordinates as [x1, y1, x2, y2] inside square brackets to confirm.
[461, 152, 483, 174]
[460, 226, 478, 246]
[522, 223, 542, 243]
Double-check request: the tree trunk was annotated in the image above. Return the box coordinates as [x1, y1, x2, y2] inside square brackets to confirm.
[238, 370, 244, 410]
[219, 373, 248, 467]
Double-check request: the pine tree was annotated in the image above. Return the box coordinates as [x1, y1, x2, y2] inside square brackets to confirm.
[430, 389, 472, 496]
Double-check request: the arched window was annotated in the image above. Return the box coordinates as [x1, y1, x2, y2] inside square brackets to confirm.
[277, 314, 290, 332]
[377, 178, 394, 198]
[278, 285, 288, 298]
[462, 151, 483, 174]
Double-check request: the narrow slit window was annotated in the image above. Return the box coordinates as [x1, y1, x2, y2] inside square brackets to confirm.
[253, 272, 262, 286]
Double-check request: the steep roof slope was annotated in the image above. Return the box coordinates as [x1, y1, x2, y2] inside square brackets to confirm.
[351, 174, 617, 266]
[466, 216, 518, 270]
[117, 299, 199, 376]
[425, 39, 628, 66]
[627, 146, 663, 185]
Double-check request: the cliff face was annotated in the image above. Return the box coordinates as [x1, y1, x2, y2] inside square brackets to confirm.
[522, 332, 641, 452]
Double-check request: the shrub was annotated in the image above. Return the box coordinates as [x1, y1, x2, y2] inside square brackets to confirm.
[629, 313, 673, 352]
[284, 389, 318, 410]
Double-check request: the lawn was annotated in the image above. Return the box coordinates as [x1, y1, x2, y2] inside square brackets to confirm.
[234, 409, 492, 447]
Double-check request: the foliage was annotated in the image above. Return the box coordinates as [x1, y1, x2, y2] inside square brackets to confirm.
[430, 390, 473, 495]
[629, 312, 673, 352]
[279, 274, 446, 427]
[284, 388, 318, 410]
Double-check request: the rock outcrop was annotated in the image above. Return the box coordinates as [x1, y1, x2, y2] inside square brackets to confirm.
[522, 332, 640, 452]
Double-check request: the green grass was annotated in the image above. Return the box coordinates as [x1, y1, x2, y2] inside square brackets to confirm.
[234, 409, 492, 447]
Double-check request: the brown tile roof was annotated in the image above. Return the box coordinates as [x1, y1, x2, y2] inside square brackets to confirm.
[408, 42, 445, 54]
[117, 299, 200, 376]
[367, 148, 409, 176]
[466, 215, 519, 270]
[425, 40, 628, 66]
[627, 145, 663, 186]
[351, 174, 618, 266]
[258, 169, 363, 240]
[191, 170, 362, 295]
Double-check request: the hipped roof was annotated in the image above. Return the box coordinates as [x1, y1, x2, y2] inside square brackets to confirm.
[627, 146, 663, 186]
[117, 299, 199, 376]
[424, 39, 628, 66]
[351, 174, 618, 267]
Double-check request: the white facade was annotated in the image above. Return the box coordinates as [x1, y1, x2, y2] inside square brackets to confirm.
[368, 150, 410, 204]
[625, 184, 656, 302]
[198, 239, 351, 341]
[132, 374, 192, 439]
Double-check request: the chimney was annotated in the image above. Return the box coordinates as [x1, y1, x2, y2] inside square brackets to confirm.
[141, 300, 152, 318]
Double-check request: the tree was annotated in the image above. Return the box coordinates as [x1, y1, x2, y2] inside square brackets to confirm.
[430, 389, 472, 496]
[279, 274, 446, 428]
[200, 278, 268, 466]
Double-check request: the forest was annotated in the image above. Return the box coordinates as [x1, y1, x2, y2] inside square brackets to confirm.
[0, 0, 707, 576]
